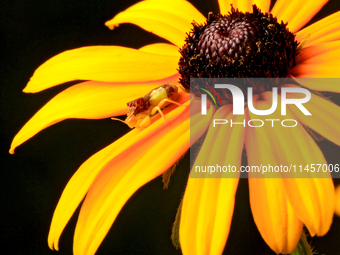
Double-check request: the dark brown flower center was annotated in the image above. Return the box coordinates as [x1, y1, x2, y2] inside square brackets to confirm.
[178, 5, 299, 103]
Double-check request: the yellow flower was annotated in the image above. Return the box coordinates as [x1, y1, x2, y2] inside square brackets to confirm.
[10, 0, 340, 254]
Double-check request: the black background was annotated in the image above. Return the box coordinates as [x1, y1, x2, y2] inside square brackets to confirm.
[1, 0, 340, 254]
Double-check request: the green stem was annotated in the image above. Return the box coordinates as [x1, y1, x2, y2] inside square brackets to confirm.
[290, 231, 315, 255]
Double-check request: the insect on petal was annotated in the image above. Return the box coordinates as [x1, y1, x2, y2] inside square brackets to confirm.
[73, 102, 192, 255]
[49, 96, 192, 251]
[10, 78, 179, 154]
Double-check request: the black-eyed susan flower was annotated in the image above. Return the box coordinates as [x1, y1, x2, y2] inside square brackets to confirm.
[10, 0, 340, 254]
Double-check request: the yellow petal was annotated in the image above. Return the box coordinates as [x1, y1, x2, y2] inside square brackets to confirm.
[290, 42, 340, 87]
[105, 0, 205, 47]
[283, 179, 335, 237]
[218, 0, 270, 14]
[246, 97, 303, 254]
[249, 93, 335, 237]
[48, 128, 140, 251]
[285, 85, 340, 146]
[296, 41, 340, 64]
[24, 46, 180, 92]
[248, 178, 303, 254]
[335, 185, 340, 217]
[180, 106, 245, 255]
[10, 78, 178, 154]
[291, 61, 340, 79]
[190, 99, 216, 146]
[272, 0, 328, 33]
[296, 11, 340, 47]
[291, 63, 340, 79]
[291, 76, 340, 93]
[48, 95, 191, 252]
[73, 100, 193, 255]
[139, 43, 180, 56]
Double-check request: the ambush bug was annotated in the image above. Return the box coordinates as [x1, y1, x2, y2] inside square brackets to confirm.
[112, 84, 182, 129]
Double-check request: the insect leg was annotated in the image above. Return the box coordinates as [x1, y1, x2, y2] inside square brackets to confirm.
[157, 99, 183, 108]
[150, 106, 165, 118]
[150, 99, 184, 121]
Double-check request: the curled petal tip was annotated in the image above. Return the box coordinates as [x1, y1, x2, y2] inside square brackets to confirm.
[9, 139, 19, 154]
[9, 147, 15, 154]
[23, 79, 38, 93]
[48, 238, 59, 251]
[104, 21, 117, 30]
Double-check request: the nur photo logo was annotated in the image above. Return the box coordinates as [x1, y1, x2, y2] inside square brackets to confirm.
[198, 79, 312, 128]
